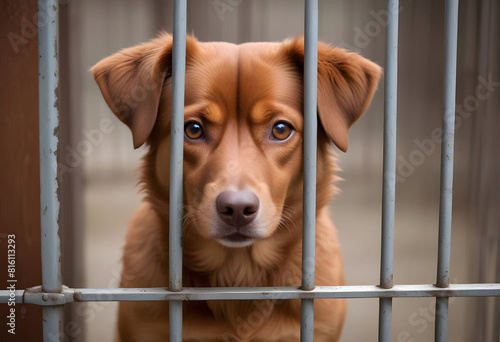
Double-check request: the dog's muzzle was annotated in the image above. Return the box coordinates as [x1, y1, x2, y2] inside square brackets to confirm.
[215, 190, 260, 247]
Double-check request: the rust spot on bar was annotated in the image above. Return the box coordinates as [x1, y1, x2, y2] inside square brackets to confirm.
[53, 85, 59, 110]
[53, 125, 59, 138]
[73, 291, 83, 302]
[165, 293, 190, 301]
[300, 292, 316, 300]
[428, 289, 459, 298]
[43, 293, 62, 304]
[25, 286, 42, 294]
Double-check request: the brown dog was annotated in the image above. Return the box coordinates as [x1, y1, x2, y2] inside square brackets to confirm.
[92, 33, 381, 342]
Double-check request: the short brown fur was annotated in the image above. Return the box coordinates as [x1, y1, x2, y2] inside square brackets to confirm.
[92, 33, 381, 341]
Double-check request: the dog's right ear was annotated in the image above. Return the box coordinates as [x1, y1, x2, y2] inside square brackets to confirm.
[281, 37, 382, 152]
[92, 33, 196, 149]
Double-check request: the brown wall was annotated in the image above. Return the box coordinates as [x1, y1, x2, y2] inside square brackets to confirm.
[0, 0, 43, 340]
[0, 1, 83, 341]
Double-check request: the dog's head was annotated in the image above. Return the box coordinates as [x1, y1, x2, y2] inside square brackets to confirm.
[93, 33, 381, 249]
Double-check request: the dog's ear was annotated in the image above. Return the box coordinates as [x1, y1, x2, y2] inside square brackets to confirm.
[282, 38, 382, 152]
[92, 33, 173, 148]
[92, 33, 197, 148]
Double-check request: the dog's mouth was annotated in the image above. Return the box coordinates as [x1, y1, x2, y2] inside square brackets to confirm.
[216, 232, 255, 248]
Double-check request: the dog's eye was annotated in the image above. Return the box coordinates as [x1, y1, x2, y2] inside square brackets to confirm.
[271, 122, 293, 141]
[184, 122, 204, 140]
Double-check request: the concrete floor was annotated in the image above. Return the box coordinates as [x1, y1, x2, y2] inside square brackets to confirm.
[82, 172, 476, 342]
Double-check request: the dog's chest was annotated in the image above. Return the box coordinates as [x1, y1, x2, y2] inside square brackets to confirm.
[201, 299, 300, 341]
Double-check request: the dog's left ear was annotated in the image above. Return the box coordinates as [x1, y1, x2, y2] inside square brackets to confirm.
[92, 34, 175, 148]
[92, 33, 198, 149]
[283, 38, 382, 152]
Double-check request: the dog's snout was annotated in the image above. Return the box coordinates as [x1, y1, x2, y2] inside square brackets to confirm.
[216, 191, 259, 227]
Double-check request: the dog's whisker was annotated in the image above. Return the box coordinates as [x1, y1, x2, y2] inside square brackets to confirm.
[279, 205, 298, 236]
[275, 206, 298, 240]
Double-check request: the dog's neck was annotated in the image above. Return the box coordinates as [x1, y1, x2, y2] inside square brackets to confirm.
[182, 220, 303, 288]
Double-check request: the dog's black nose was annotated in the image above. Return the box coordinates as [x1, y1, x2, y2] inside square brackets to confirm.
[216, 191, 259, 227]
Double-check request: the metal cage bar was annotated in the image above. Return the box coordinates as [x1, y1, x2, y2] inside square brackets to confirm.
[169, 0, 187, 340]
[435, 0, 460, 340]
[301, 0, 319, 341]
[4, 284, 500, 306]
[379, 0, 399, 340]
[38, 0, 63, 340]
[14, 0, 500, 341]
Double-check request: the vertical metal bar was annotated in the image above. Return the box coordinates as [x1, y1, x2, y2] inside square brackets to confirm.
[380, 0, 398, 291]
[436, 0, 459, 291]
[43, 306, 64, 342]
[435, 297, 449, 341]
[169, 0, 187, 341]
[301, 0, 318, 341]
[38, 0, 63, 340]
[435, 0, 459, 340]
[378, 298, 393, 342]
[379, 0, 398, 341]
[38, 0, 62, 298]
[301, 0, 318, 292]
[300, 299, 315, 341]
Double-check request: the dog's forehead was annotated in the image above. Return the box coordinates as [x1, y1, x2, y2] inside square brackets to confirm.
[238, 42, 302, 115]
[184, 42, 239, 107]
[184, 41, 302, 118]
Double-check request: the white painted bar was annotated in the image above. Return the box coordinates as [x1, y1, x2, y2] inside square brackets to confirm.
[169, 0, 187, 340]
[3, 284, 500, 305]
[301, 0, 319, 340]
[38, 0, 64, 340]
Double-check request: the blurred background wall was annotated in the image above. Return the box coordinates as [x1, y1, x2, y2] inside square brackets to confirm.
[51, 0, 500, 341]
[0, 2, 43, 340]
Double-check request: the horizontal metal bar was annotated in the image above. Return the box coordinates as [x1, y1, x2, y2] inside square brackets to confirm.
[2, 284, 500, 305]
